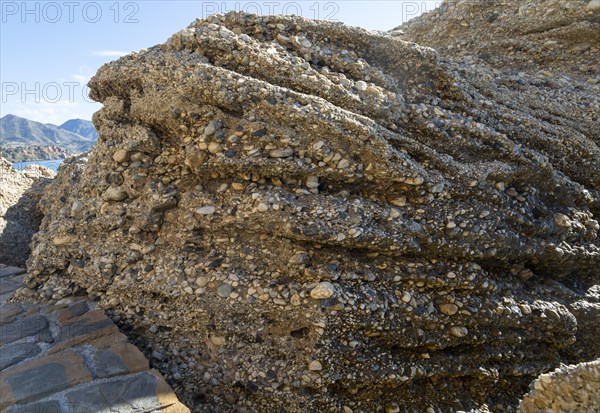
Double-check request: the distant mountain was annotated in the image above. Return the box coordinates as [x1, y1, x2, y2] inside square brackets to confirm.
[59, 119, 99, 140]
[0, 114, 97, 152]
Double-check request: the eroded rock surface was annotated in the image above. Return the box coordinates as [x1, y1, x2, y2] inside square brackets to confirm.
[0, 158, 54, 267]
[396, 0, 600, 81]
[519, 359, 600, 412]
[26, 9, 598, 413]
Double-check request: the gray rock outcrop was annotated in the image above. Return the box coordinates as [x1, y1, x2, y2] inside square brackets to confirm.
[25, 7, 598, 413]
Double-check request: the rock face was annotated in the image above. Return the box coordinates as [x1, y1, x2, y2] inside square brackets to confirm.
[396, 0, 600, 81]
[26, 8, 598, 413]
[519, 360, 600, 412]
[0, 158, 54, 266]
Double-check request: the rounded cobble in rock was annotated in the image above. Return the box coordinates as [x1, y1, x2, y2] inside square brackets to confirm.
[104, 187, 128, 202]
[310, 282, 335, 299]
[112, 149, 129, 163]
[439, 303, 458, 316]
[269, 148, 294, 158]
[217, 284, 232, 298]
[308, 360, 323, 371]
[197, 206, 216, 215]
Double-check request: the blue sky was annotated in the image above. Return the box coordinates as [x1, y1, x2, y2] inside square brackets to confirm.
[1, 1, 440, 124]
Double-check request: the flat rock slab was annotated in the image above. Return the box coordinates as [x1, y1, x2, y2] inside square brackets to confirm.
[0, 298, 190, 412]
[0, 266, 26, 279]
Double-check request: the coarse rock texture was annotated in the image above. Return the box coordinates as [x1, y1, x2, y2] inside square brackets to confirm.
[395, 0, 600, 81]
[519, 359, 600, 412]
[26, 9, 599, 413]
[0, 158, 54, 267]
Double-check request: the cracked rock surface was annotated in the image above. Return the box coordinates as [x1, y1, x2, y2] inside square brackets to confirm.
[25, 8, 598, 413]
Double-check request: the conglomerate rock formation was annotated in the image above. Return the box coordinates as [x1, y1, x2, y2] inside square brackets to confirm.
[519, 359, 600, 412]
[25, 6, 599, 413]
[395, 0, 600, 80]
[0, 158, 54, 267]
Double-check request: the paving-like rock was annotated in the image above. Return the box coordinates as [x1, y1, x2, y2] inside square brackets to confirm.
[0, 266, 189, 412]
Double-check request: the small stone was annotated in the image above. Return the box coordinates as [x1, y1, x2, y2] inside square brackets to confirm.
[518, 269, 534, 281]
[337, 159, 350, 169]
[104, 186, 128, 202]
[365, 86, 382, 98]
[308, 360, 322, 371]
[204, 120, 221, 136]
[554, 213, 571, 227]
[112, 149, 129, 163]
[152, 350, 164, 360]
[290, 293, 301, 306]
[208, 142, 222, 154]
[289, 252, 309, 265]
[53, 235, 76, 246]
[449, 326, 468, 337]
[231, 182, 245, 190]
[385, 404, 400, 413]
[495, 182, 506, 191]
[401, 291, 412, 303]
[257, 203, 269, 212]
[71, 200, 84, 216]
[196, 276, 208, 287]
[276, 33, 289, 44]
[310, 282, 335, 299]
[439, 303, 458, 316]
[585, 219, 600, 230]
[217, 283, 232, 298]
[306, 176, 319, 188]
[354, 80, 368, 91]
[390, 197, 406, 207]
[269, 148, 294, 158]
[196, 206, 216, 215]
[405, 176, 424, 186]
[430, 183, 445, 193]
[210, 335, 226, 345]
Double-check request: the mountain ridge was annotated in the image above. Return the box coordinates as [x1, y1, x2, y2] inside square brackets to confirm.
[0, 114, 98, 161]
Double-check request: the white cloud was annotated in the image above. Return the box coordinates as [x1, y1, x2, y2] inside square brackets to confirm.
[92, 50, 129, 57]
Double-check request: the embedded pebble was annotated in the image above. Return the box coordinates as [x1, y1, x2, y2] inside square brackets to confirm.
[310, 282, 335, 299]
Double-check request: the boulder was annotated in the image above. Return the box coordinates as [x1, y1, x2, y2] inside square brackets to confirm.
[26, 10, 598, 412]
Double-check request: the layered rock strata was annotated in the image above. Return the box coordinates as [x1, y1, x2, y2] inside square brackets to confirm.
[0, 158, 54, 267]
[26, 10, 599, 412]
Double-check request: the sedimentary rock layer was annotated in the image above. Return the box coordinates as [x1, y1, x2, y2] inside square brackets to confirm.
[26, 10, 599, 412]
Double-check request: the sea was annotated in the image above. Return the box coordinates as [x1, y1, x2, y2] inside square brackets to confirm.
[12, 159, 64, 173]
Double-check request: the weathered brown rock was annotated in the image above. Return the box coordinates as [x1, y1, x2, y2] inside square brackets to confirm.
[0, 158, 54, 266]
[26, 9, 598, 413]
